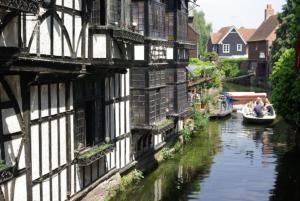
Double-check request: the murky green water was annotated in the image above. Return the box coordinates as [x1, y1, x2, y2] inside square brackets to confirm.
[111, 84, 300, 201]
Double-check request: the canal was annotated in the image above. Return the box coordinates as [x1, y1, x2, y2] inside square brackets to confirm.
[111, 84, 300, 201]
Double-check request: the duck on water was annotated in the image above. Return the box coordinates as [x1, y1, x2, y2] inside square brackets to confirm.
[242, 97, 276, 124]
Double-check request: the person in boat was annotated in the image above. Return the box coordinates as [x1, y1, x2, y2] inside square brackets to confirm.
[264, 98, 274, 115]
[253, 98, 264, 117]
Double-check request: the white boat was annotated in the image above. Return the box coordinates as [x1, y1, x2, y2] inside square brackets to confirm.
[242, 105, 276, 124]
[227, 92, 267, 101]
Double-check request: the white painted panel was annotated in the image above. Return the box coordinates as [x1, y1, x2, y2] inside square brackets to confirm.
[2, 108, 21, 134]
[26, 15, 37, 47]
[41, 85, 49, 117]
[116, 141, 120, 169]
[50, 84, 58, 115]
[4, 138, 21, 166]
[59, 117, 67, 165]
[159, 134, 162, 144]
[74, 16, 82, 57]
[120, 101, 125, 135]
[75, 165, 82, 192]
[31, 125, 40, 180]
[70, 82, 74, 110]
[70, 165, 75, 195]
[93, 34, 106, 58]
[18, 145, 26, 169]
[111, 149, 115, 169]
[154, 134, 157, 146]
[30, 85, 39, 120]
[60, 169, 67, 201]
[120, 139, 125, 168]
[64, 0, 73, 9]
[40, 17, 51, 55]
[126, 100, 130, 133]
[59, 83, 66, 113]
[75, 0, 81, 10]
[53, 19, 62, 56]
[121, 74, 125, 97]
[85, 26, 89, 59]
[126, 137, 130, 165]
[106, 152, 111, 170]
[42, 122, 50, 175]
[8, 174, 27, 201]
[115, 103, 119, 137]
[70, 114, 74, 160]
[51, 120, 58, 169]
[56, 0, 62, 6]
[125, 70, 130, 96]
[52, 174, 59, 201]
[134, 45, 144, 60]
[110, 104, 115, 140]
[33, 184, 41, 201]
[167, 48, 174, 60]
[64, 35, 72, 57]
[42, 179, 50, 201]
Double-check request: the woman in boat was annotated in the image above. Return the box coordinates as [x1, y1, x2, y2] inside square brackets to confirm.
[253, 98, 264, 117]
[264, 98, 274, 115]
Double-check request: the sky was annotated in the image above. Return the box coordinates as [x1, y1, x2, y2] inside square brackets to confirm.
[195, 0, 287, 32]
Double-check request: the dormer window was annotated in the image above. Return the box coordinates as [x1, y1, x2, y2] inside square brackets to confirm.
[90, 0, 121, 26]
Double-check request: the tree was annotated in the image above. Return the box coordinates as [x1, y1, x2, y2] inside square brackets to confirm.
[191, 10, 212, 57]
[271, 0, 300, 63]
[271, 49, 300, 127]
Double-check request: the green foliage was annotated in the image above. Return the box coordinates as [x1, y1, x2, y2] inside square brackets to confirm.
[271, 49, 300, 127]
[162, 148, 175, 160]
[271, 0, 300, 64]
[78, 143, 113, 159]
[157, 119, 173, 129]
[120, 170, 144, 192]
[0, 160, 9, 172]
[182, 126, 192, 143]
[189, 58, 214, 67]
[203, 52, 219, 62]
[218, 58, 246, 78]
[191, 10, 213, 56]
[193, 107, 208, 131]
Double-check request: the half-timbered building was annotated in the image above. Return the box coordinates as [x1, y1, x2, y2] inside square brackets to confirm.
[0, 0, 195, 200]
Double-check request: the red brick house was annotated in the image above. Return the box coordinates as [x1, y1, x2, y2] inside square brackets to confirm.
[247, 4, 279, 80]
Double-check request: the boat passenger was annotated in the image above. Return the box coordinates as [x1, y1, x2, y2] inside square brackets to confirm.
[253, 100, 264, 117]
[264, 98, 274, 115]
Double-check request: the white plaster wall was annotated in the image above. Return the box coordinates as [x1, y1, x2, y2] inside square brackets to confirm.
[93, 34, 106, 58]
[64, 0, 73, 9]
[51, 120, 59, 170]
[26, 15, 38, 53]
[106, 152, 111, 170]
[42, 179, 50, 201]
[167, 48, 174, 60]
[134, 45, 144, 60]
[59, 83, 66, 113]
[126, 137, 130, 165]
[74, 0, 81, 10]
[110, 104, 115, 140]
[120, 101, 125, 135]
[52, 173, 59, 201]
[60, 169, 67, 200]
[50, 84, 58, 115]
[53, 18, 62, 56]
[126, 100, 130, 134]
[116, 141, 120, 169]
[41, 85, 49, 117]
[74, 16, 82, 57]
[120, 139, 125, 168]
[2, 108, 21, 134]
[4, 138, 25, 168]
[59, 117, 67, 165]
[41, 122, 50, 175]
[31, 124, 39, 180]
[32, 184, 40, 201]
[30, 86, 39, 120]
[40, 17, 51, 55]
[115, 102, 120, 137]
[4, 174, 27, 201]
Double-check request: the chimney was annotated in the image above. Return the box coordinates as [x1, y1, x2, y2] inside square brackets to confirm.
[265, 4, 274, 20]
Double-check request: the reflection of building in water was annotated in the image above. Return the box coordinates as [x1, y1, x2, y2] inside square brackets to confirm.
[154, 178, 162, 201]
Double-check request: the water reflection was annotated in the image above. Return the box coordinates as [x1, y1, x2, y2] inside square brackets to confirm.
[111, 114, 299, 201]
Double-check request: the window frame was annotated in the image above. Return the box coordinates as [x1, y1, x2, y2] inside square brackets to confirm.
[223, 44, 230, 53]
[237, 44, 243, 52]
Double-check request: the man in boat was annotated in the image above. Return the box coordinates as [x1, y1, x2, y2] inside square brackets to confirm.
[253, 98, 264, 117]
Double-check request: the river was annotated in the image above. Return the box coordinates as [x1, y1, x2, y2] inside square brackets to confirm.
[110, 84, 300, 201]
